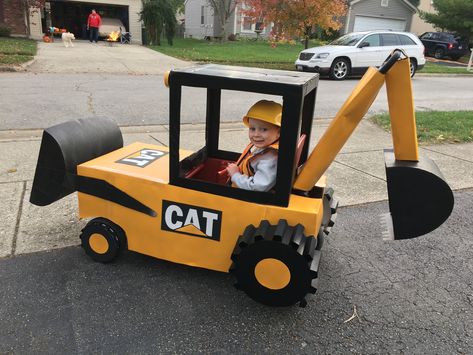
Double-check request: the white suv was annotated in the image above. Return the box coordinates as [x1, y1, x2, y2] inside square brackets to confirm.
[295, 31, 426, 80]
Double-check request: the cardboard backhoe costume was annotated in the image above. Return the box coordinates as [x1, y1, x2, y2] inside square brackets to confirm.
[30, 50, 454, 307]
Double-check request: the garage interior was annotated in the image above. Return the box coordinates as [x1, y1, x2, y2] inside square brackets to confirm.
[42, 1, 129, 40]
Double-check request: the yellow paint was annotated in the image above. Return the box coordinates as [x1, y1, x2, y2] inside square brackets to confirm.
[385, 58, 419, 161]
[77, 142, 324, 273]
[164, 71, 170, 87]
[89, 233, 109, 254]
[294, 67, 386, 191]
[254, 258, 291, 290]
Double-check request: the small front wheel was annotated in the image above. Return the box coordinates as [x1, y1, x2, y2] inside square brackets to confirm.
[80, 218, 125, 263]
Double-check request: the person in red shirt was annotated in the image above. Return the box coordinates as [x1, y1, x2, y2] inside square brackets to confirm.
[87, 9, 102, 43]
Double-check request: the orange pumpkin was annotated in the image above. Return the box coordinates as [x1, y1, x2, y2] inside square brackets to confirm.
[43, 35, 51, 43]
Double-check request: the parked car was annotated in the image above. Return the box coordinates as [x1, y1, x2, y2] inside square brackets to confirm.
[99, 18, 126, 38]
[295, 30, 426, 80]
[419, 32, 470, 61]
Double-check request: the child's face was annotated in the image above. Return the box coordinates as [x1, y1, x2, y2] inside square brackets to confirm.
[248, 118, 280, 149]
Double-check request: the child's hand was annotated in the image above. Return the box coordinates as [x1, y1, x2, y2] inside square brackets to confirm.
[226, 163, 239, 177]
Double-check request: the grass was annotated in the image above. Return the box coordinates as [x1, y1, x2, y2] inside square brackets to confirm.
[150, 38, 473, 74]
[0, 37, 37, 65]
[149, 38, 322, 67]
[422, 61, 473, 75]
[371, 111, 473, 144]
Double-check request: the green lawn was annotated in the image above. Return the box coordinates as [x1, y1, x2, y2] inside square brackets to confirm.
[0, 37, 37, 65]
[149, 38, 321, 66]
[371, 111, 473, 144]
[149, 38, 473, 74]
[422, 61, 473, 75]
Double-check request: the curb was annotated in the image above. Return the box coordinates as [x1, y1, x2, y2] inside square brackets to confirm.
[0, 57, 36, 72]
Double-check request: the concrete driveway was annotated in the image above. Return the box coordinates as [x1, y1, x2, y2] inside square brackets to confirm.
[27, 40, 192, 75]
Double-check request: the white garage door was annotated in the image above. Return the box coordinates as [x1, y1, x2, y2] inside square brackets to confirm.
[353, 16, 406, 32]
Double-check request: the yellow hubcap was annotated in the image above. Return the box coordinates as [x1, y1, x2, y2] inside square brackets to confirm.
[89, 233, 109, 254]
[254, 258, 291, 290]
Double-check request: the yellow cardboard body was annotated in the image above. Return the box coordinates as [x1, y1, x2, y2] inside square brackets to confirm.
[77, 142, 324, 273]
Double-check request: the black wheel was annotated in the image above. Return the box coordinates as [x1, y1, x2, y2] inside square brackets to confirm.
[409, 58, 417, 78]
[231, 220, 319, 307]
[434, 47, 445, 59]
[80, 218, 126, 263]
[329, 58, 350, 80]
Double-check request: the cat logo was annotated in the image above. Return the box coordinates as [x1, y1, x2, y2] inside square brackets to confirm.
[161, 200, 222, 241]
[116, 148, 167, 168]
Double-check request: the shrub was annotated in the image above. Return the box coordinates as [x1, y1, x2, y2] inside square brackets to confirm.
[227, 33, 237, 41]
[0, 25, 12, 37]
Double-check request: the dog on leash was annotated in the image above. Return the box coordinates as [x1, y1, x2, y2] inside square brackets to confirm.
[61, 32, 75, 48]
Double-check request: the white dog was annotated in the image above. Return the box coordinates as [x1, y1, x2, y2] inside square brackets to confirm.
[61, 32, 75, 48]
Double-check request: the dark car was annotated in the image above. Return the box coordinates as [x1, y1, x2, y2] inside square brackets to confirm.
[419, 32, 470, 61]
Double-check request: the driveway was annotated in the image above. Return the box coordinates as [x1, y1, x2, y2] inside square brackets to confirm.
[27, 40, 192, 75]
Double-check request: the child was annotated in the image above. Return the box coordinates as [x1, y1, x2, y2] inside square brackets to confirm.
[226, 100, 281, 192]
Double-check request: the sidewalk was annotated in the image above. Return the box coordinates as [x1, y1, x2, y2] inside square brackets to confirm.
[25, 40, 193, 74]
[1, 119, 472, 259]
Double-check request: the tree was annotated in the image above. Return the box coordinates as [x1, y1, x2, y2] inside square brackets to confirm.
[21, 0, 46, 37]
[243, 0, 347, 49]
[140, 0, 177, 45]
[419, 0, 473, 40]
[207, 0, 239, 41]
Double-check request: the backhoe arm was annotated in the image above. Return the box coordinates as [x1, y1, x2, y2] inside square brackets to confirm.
[295, 50, 454, 240]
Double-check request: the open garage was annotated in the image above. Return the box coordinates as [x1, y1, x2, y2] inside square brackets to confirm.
[43, 1, 129, 40]
[29, 0, 142, 44]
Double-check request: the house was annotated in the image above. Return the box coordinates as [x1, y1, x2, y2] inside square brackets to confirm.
[2, 0, 143, 44]
[184, 0, 271, 40]
[410, 0, 436, 36]
[344, 0, 417, 34]
[0, 0, 27, 36]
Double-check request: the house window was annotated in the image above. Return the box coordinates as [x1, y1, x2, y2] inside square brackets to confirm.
[201, 6, 205, 25]
[242, 16, 253, 31]
[381, 0, 389, 7]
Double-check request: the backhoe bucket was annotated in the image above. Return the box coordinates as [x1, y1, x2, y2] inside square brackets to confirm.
[383, 149, 454, 240]
[30, 117, 123, 206]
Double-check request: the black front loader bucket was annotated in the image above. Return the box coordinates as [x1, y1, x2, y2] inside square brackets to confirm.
[384, 149, 454, 240]
[30, 117, 123, 206]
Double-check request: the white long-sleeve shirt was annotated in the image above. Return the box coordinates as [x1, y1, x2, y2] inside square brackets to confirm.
[231, 147, 278, 192]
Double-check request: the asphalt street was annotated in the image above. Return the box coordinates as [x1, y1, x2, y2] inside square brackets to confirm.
[1, 190, 471, 354]
[1, 73, 473, 130]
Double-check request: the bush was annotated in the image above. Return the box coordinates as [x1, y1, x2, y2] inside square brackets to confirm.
[0, 25, 12, 37]
[227, 33, 237, 41]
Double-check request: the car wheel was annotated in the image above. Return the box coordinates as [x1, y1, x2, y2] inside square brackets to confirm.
[409, 58, 417, 78]
[329, 58, 350, 80]
[434, 47, 445, 59]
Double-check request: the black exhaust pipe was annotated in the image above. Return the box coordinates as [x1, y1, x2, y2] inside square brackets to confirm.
[30, 117, 123, 206]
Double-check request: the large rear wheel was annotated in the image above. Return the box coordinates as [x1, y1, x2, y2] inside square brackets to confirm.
[231, 220, 320, 307]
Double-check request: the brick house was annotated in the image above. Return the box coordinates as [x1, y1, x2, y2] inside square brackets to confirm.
[0, 0, 28, 36]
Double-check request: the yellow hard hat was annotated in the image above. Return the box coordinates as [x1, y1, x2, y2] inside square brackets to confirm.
[243, 100, 282, 127]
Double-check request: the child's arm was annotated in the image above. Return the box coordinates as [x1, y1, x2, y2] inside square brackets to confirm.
[230, 152, 277, 192]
